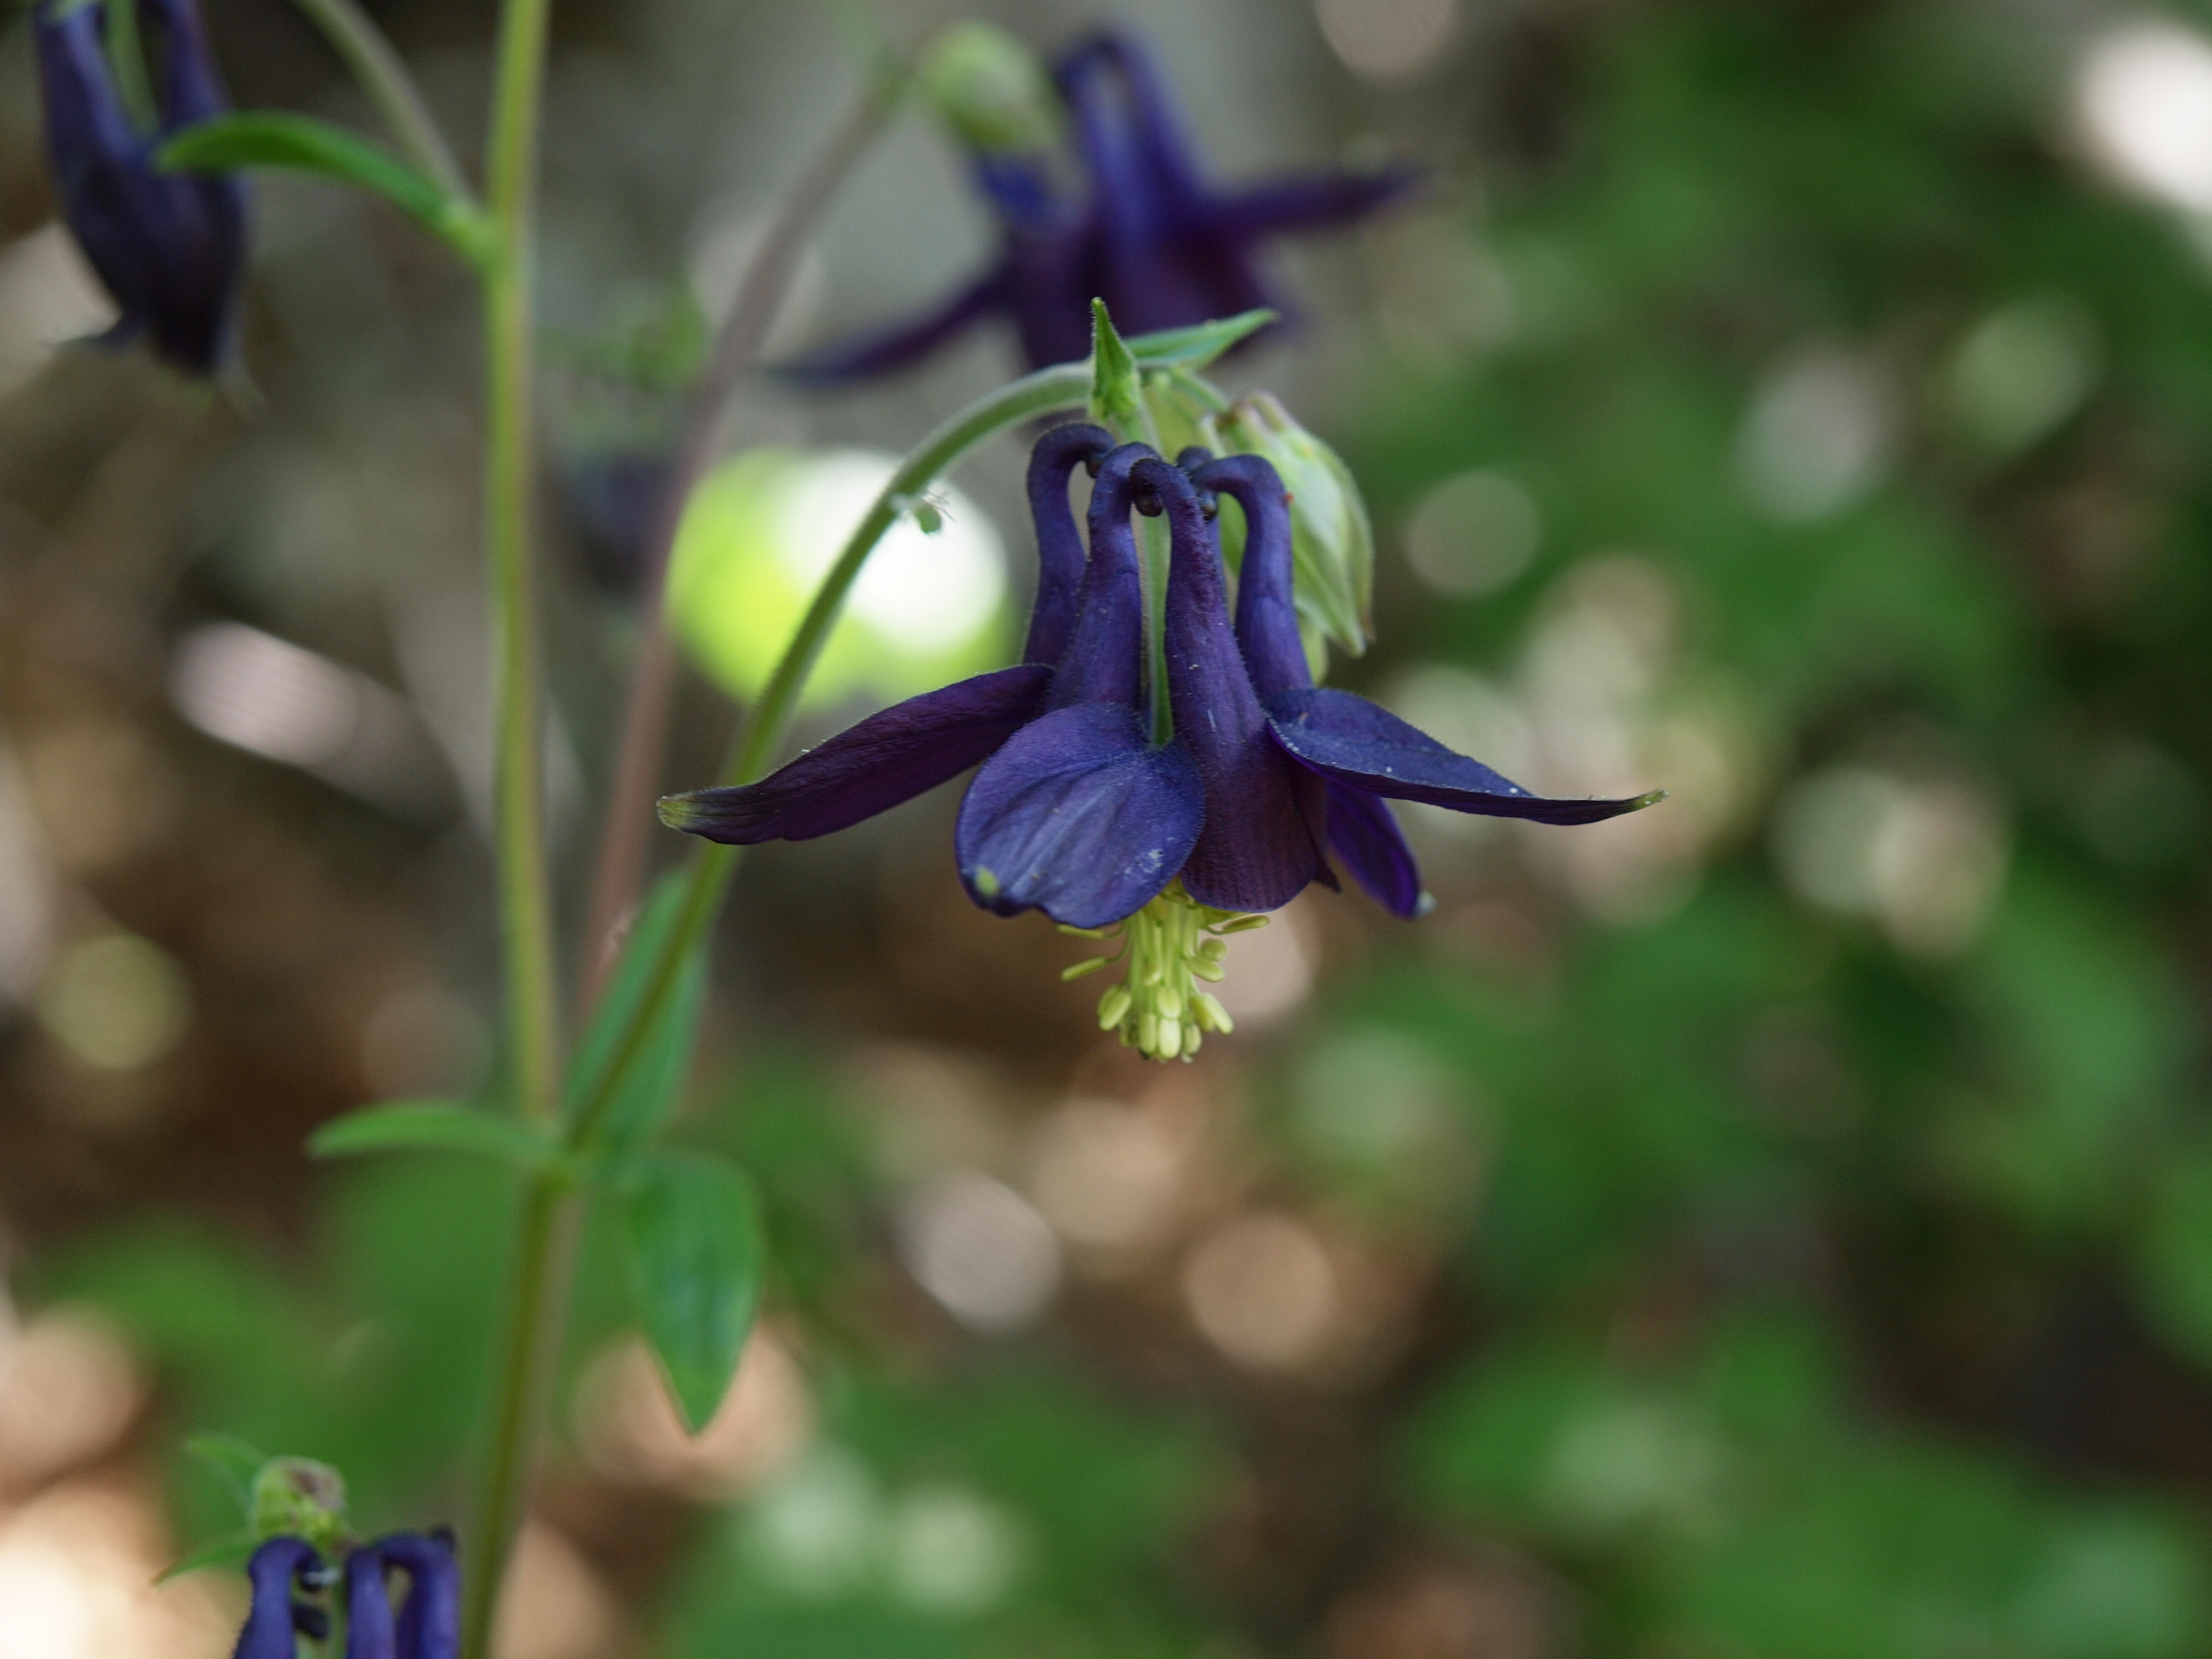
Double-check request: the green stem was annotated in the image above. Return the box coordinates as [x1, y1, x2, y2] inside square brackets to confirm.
[563, 361, 1096, 1153]
[460, 0, 560, 1651]
[285, 0, 474, 200]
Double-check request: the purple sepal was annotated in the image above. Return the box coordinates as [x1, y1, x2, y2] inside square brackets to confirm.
[777, 272, 1003, 385]
[1324, 782, 1424, 918]
[1214, 167, 1425, 239]
[1192, 454, 1305, 703]
[955, 701, 1201, 928]
[1146, 457, 1329, 913]
[345, 1544, 399, 1659]
[1023, 422, 1116, 667]
[1267, 686, 1662, 824]
[375, 1532, 461, 1659]
[233, 1537, 323, 1659]
[660, 664, 1053, 844]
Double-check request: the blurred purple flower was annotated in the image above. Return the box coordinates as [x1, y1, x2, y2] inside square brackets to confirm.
[33, 0, 248, 377]
[232, 1530, 458, 1659]
[232, 1537, 328, 1659]
[786, 29, 1417, 381]
[659, 424, 1208, 930]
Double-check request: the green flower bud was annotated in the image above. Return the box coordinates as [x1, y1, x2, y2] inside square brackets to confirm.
[919, 22, 1064, 157]
[1199, 391, 1375, 674]
[249, 1456, 349, 1554]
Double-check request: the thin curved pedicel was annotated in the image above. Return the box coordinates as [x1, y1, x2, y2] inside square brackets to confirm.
[345, 1543, 399, 1659]
[1143, 454, 1329, 914]
[956, 441, 1203, 926]
[32, 0, 248, 376]
[232, 1537, 324, 1659]
[1022, 421, 1115, 667]
[376, 1532, 461, 1659]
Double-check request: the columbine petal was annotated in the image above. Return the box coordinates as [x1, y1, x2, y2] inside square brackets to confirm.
[1215, 168, 1424, 238]
[1047, 442, 1154, 710]
[375, 1532, 460, 1659]
[345, 1545, 398, 1659]
[1267, 686, 1663, 823]
[1147, 456, 1330, 913]
[1324, 780, 1425, 919]
[956, 701, 1201, 928]
[1193, 453, 1306, 702]
[1022, 421, 1114, 667]
[233, 1538, 322, 1659]
[659, 664, 1052, 844]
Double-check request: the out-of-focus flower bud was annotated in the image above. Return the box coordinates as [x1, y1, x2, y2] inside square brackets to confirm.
[920, 21, 1065, 157]
[1200, 391, 1374, 672]
[249, 1455, 349, 1555]
[33, 0, 249, 377]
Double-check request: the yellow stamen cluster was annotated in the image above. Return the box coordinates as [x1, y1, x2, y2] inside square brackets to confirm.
[1058, 882, 1268, 1062]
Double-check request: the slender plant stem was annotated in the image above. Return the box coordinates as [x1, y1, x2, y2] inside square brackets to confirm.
[564, 362, 1094, 1153]
[285, 0, 473, 200]
[460, 0, 560, 1651]
[577, 63, 906, 1013]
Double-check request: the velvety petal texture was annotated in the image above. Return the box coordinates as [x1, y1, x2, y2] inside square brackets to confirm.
[783, 27, 1417, 381]
[659, 664, 1052, 843]
[1048, 442, 1155, 711]
[1268, 686, 1662, 823]
[956, 701, 1203, 928]
[34, 0, 248, 377]
[232, 1537, 323, 1659]
[1147, 457, 1330, 913]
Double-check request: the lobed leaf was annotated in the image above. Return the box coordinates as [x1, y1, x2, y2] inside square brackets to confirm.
[622, 1149, 767, 1435]
[566, 870, 708, 1155]
[307, 1100, 559, 1170]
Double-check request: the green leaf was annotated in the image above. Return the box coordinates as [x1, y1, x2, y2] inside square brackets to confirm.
[1089, 298, 1144, 435]
[566, 870, 708, 1155]
[157, 113, 492, 267]
[1125, 309, 1276, 371]
[183, 1432, 267, 1512]
[623, 1149, 766, 1434]
[307, 1100, 558, 1169]
[155, 1529, 257, 1585]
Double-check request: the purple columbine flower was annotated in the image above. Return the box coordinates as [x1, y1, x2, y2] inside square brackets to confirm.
[659, 425, 1658, 1062]
[232, 1537, 330, 1659]
[785, 28, 1416, 381]
[33, 0, 249, 377]
[659, 424, 1207, 932]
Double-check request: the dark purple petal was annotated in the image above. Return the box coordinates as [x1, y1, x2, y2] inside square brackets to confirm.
[659, 664, 1052, 844]
[1192, 453, 1306, 703]
[1213, 166, 1425, 239]
[1146, 457, 1329, 913]
[1023, 422, 1115, 667]
[345, 1545, 398, 1659]
[150, 0, 232, 127]
[233, 1538, 322, 1659]
[1325, 782, 1425, 919]
[778, 270, 1003, 385]
[956, 700, 1201, 928]
[1268, 686, 1663, 823]
[1048, 442, 1154, 710]
[374, 1532, 460, 1659]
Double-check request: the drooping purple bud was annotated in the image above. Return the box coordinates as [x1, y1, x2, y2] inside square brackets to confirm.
[32, 0, 249, 377]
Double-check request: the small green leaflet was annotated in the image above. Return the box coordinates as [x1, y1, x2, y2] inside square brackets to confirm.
[183, 1432, 267, 1512]
[1124, 308, 1276, 370]
[156, 1530, 258, 1585]
[156, 113, 493, 268]
[307, 1099, 558, 1170]
[566, 870, 708, 1156]
[1089, 299, 1144, 435]
[622, 1149, 766, 1435]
